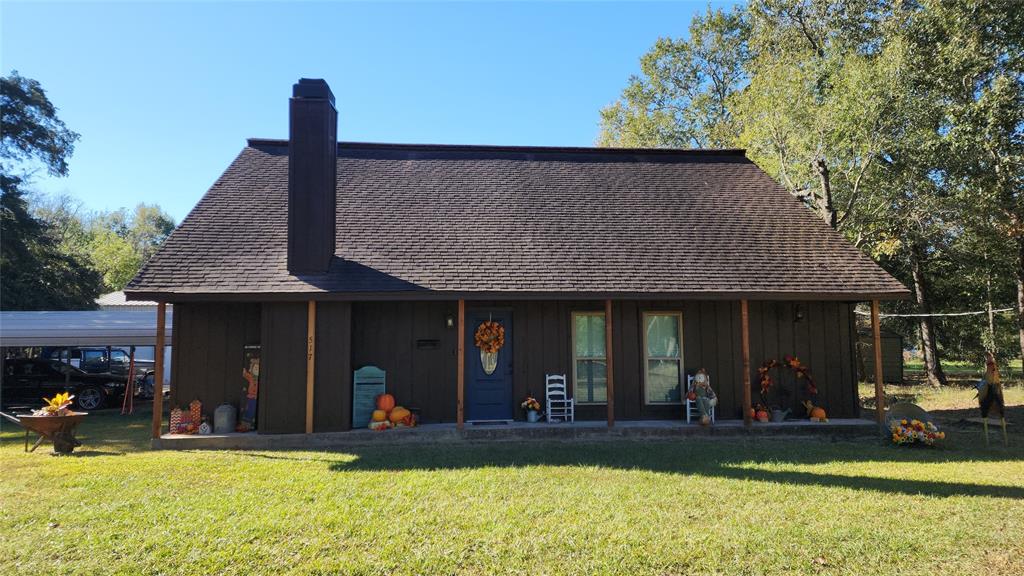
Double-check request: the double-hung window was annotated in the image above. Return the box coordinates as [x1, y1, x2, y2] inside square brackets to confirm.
[572, 312, 607, 404]
[644, 312, 683, 404]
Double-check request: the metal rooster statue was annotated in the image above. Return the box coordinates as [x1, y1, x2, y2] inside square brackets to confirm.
[976, 351, 1007, 446]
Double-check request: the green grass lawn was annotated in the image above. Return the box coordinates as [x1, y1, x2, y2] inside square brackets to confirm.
[2, 408, 1022, 575]
[859, 381, 1024, 414]
[904, 358, 1023, 377]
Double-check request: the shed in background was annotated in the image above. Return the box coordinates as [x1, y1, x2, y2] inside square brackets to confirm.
[857, 329, 904, 384]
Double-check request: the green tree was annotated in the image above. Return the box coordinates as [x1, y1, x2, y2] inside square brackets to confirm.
[33, 197, 177, 292]
[31, 191, 94, 259]
[127, 204, 175, 261]
[916, 0, 1024, 366]
[1, 71, 102, 310]
[736, 0, 899, 231]
[87, 204, 174, 290]
[0, 71, 80, 177]
[89, 228, 141, 290]
[599, 0, 1024, 378]
[597, 6, 749, 149]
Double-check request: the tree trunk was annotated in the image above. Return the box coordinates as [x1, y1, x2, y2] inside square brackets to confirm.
[813, 158, 837, 229]
[910, 243, 948, 387]
[1017, 236, 1024, 377]
[984, 251, 996, 353]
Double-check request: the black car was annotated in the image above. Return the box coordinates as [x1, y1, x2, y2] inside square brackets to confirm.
[1, 358, 127, 411]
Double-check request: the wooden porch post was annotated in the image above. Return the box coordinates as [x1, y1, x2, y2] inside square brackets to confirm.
[871, 300, 886, 426]
[457, 299, 465, 430]
[741, 300, 752, 426]
[151, 302, 166, 439]
[305, 300, 316, 434]
[605, 299, 615, 428]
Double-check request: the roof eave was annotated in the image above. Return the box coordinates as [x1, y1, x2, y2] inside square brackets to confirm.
[124, 288, 912, 304]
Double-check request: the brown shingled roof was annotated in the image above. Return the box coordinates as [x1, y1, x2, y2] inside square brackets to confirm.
[125, 140, 909, 301]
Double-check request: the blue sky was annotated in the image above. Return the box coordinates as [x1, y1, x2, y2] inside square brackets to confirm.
[2, 1, 732, 221]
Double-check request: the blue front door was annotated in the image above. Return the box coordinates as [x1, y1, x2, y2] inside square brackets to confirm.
[465, 311, 513, 421]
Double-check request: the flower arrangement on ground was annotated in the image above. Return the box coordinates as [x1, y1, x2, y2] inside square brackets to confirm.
[521, 395, 542, 423]
[521, 396, 541, 413]
[890, 419, 945, 446]
[33, 392, 75, 417]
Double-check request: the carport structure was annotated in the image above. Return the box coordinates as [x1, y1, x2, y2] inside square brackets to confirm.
[0, 310, 172, 348]
[0, 310, 172, 420]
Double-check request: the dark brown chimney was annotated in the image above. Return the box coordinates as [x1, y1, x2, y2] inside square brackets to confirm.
[288, 78, 337, 275]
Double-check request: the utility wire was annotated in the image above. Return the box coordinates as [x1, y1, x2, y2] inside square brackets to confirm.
[854, 307, 1015, 318]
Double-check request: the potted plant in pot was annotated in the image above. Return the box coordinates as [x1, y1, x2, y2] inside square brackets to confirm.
[521, 395, 542, 423]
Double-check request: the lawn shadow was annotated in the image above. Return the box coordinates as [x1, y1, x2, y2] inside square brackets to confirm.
[316, 440, 1024, 500]
[63, 449, 127, 457]
[706, 466, 1023, 499]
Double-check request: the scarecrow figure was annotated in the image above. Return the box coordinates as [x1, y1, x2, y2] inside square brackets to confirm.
[976, 351, 1007, 446]
[690, 368, 717, 426]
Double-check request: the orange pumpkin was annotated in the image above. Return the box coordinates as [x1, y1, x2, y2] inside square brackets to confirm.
[802, 400, 827, 422]
[371, 409, 387, 422]
[389, 406, 411, 424]
[376, 393, 395, 412]
[755, 410, 770, 422]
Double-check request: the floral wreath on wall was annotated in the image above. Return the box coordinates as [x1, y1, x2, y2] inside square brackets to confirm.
[474, 320, 505, 353]
[758, 355, 818, 398]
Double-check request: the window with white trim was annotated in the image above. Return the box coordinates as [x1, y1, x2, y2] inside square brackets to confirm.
[644, 312, 683, 404]
[572, 312, 607, 404]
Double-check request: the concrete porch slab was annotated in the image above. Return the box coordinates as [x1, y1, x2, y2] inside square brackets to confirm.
[152, 418, 880, 450]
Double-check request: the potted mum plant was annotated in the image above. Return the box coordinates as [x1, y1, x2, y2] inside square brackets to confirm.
[521, 395, 542, 423]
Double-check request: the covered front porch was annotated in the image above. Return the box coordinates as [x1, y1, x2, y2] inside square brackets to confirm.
[149, 296, 892, 441]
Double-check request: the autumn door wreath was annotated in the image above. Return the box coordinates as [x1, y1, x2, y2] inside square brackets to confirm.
[474, 320, 505, 353]
[475, 320, 505, 375]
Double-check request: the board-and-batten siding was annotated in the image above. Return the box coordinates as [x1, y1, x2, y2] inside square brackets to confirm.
[858, 332, 904, 384]
[257, 302, 307, 434]
[259, 302, 354, 434]
[168, 299, 860, 433]
[348, 299, 859, 423]
[170, 302, 260, 411]
[351, 301, 459, 424]
[743, 301, 859, 419]
[314, 302, 353, 432]
[170, 301, 352, 434]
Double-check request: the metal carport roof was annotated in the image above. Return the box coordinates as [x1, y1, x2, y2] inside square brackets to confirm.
[0, 311, 172, 347]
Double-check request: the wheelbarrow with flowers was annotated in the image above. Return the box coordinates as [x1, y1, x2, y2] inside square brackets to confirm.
[0, 392, 88, 454]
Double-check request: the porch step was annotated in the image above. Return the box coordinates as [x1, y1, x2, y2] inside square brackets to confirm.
[152, 419, 879, 450]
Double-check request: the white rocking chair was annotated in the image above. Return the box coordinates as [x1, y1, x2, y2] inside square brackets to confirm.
[685, 374, 716, 424]
[545, 374, 574, 423]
